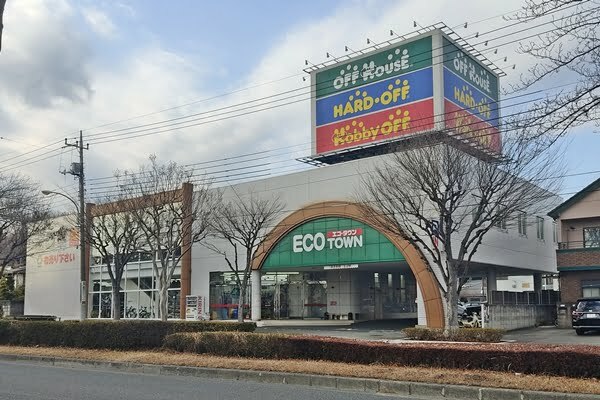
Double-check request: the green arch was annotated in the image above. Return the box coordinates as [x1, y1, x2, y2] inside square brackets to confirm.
[262, 216, 405, 270]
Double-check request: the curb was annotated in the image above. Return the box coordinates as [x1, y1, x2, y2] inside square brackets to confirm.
[0, 354, 597, 400]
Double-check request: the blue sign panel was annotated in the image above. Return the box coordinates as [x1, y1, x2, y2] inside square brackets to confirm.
[316, 67, 433, 126]
[443, 68, 499, 128]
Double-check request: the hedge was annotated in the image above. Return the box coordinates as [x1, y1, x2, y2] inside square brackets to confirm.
[164, 332, 600, 378]
[0, 320, 255, 350]
[402, 327, 505, 342]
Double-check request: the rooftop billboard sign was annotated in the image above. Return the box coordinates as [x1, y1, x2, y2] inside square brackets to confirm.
[310, 30, 501, 159]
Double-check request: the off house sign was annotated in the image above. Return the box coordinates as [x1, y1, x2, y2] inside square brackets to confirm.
[293, 228, 363, 253]
[261, 217, 406, 270]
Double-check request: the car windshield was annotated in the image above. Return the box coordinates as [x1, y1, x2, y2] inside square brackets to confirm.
[576, 300, 600, 312]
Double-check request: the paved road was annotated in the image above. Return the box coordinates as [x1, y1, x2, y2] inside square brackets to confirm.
[0, 361, 412, 400]
[259, 320, 600, 345]
[257, 319, 415, 341]
[503, 326, 600, 345]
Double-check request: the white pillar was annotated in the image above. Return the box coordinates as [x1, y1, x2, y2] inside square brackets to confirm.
[251, 269, 261, 321]
[486, 269, 497, 302]
[416, 281, 427, 327]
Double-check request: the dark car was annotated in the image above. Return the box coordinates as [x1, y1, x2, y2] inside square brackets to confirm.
[572, 297, 600, 335]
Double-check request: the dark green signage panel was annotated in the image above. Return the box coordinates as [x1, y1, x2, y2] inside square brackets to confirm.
[443, 37, 498, 101]
[262, 217, 405, 270]
[315, 36, 432, 99]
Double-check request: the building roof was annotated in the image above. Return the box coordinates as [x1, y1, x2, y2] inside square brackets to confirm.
[548, 177, 600, 219]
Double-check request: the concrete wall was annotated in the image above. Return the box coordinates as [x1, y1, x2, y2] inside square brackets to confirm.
[487, 304, 554, 330]
[24, 215, 81, 320]
[191, 150, 560, 315]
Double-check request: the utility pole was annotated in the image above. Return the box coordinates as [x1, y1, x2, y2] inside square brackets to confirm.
[65, 130, 89, 320]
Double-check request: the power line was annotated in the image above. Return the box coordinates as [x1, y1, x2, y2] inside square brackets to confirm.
[2, 5, 595, 174]
[79, 7, 595, 146]
[83, 81, 581, 193]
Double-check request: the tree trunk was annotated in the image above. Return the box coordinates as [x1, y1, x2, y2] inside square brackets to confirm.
[111, 286, 121, 320]
[238, 285, 245, 323]
[158, 276, 169, 321]
[444, 264, 460, 334]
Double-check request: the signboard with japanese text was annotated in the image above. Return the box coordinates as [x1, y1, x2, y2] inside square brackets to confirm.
[310, 30, 502, 158]
[312, 35, 435, 155]
[261, 217, 405, 270]
[442, 37, 501, 153]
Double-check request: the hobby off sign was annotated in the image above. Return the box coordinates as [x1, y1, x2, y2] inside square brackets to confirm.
[292, 228, 363, 253]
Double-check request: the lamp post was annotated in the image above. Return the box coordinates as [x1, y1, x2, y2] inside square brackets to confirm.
[42, 190, 87, 320]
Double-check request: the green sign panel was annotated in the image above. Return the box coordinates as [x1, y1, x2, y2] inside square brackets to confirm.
[443, 37, 498, 101]
[315, 36, 433, 99]
[262, 217, 405, 270]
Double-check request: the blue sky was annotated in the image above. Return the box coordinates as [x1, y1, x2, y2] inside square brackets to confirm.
[0, 0, 598, 207]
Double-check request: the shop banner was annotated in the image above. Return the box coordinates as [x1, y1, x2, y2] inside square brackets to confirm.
[315, 67, 433, 126]
[444, 100, 501, 153]
[315, 36, 432, 99]
[316, 98, 434, 154]
[262, 217, 405, 270]
[443, 68, 499, 127]
[443, 37, 498, 101]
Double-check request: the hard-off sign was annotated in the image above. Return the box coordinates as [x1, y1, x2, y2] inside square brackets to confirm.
[310, 30, 502, 158]
[312, 35, 435, 155]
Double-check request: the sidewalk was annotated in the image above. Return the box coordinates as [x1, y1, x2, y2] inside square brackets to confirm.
[0, 351, 597, 399]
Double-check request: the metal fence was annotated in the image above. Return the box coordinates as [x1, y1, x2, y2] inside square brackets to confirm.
[489, 290, 559, 305]
[0, 300, 24, 317]
[558, 241, 600, 250]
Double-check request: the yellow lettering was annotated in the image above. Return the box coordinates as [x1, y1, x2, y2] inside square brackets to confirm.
[333, 104, 343, 118]
[343, 102, 354, 116]
[354, 98, 363, 112]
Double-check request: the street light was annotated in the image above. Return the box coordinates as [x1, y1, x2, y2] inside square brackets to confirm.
[42, 189, 87, 320]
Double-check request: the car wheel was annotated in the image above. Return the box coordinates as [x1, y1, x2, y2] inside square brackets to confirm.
[575, 329, 585, 336]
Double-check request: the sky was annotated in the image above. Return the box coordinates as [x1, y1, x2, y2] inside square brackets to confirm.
[0, 0, 598, 210]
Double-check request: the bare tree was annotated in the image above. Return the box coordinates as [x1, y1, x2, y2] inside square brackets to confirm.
[508, 0, 600, 138]
[0, 0, 6, 53]
[207, 190, 284, 322]
[120, 156, 217, 321]
[0, 173, 50, 279]
[87, 200, 144, 320]
[358, 135, 561, 331]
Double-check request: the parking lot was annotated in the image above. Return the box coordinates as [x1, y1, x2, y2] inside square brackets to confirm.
[257, 320, 600, 345]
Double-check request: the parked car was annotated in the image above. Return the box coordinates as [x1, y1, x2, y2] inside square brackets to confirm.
[572, 297, 600, 335]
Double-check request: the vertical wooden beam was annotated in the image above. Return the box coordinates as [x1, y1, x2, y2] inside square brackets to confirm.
[180, 183, 193, 319]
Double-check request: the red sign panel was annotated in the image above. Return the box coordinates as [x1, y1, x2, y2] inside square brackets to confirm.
[444, 100, 501, 153]
[327, 228, 363, 238]
[316, 99, 434, 154]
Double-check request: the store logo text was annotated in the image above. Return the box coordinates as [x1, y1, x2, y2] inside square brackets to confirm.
[292, 229, 363, 253]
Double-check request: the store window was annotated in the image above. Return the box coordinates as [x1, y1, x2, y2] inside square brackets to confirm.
[583, 227, 600, 248]
[209, 272, 251, 320]
[517, 212, 527, 236]
[582, 280, 600, 298]
[89, 258, 181, 319]
[536, 217, 545, 240]
[494, 217, 507, 230]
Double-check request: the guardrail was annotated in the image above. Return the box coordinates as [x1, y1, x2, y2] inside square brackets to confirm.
[558, 241, 600, 250]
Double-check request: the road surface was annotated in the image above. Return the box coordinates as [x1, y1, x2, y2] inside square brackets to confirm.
[0, 360, 412, 400]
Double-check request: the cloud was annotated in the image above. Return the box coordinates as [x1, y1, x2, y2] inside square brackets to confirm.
[0, 0, 92, 108]
[3, 0, 566, 197]
[82, 7, 116, 38]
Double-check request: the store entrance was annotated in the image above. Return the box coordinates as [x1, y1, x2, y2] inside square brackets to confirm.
[260, 267, 417, 321]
